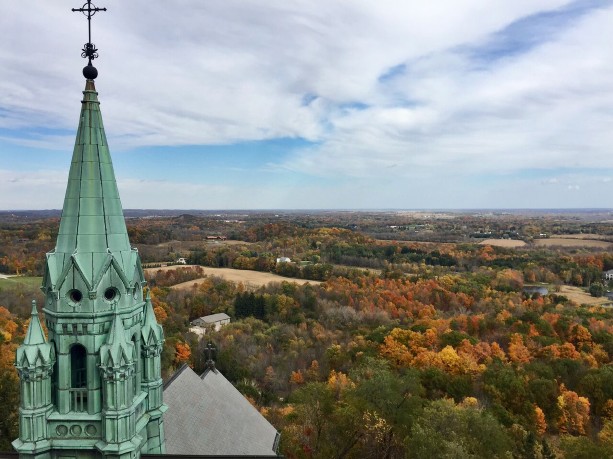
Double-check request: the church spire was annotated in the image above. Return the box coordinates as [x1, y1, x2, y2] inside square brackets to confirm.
[43, 77, 140, 299]
[55, 79, 130, 257]
[14, 4, 166, 456]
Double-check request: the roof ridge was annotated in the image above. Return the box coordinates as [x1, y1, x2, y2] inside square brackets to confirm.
[163, 362, 191, 390]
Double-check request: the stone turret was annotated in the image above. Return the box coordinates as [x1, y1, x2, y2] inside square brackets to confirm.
[97, 309, 140, 457]
[140, 292, 166, 452]
[13, 78, 166, 458]
[13, 301, 55, 455]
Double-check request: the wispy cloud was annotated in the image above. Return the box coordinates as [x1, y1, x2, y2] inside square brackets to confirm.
[1, 1, 612, 209]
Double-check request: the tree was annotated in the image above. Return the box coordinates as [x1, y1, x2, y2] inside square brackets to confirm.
[589, 282, 606, 298]
[407, 399, 512, 458]
[557, 385, 590, 436]
[0, 368, 19, 450]
[174, 342, 191, 366]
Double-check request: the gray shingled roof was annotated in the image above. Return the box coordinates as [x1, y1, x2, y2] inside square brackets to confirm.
[163, 365, 279, 456]
[199, 313, 231, 323]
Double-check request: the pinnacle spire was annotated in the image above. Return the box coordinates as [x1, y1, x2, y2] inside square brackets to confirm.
[141, 291, 164, 346]
[16, 301, 54, 368]
[23, 300, 46, 346]
[100, 302, 134, 367]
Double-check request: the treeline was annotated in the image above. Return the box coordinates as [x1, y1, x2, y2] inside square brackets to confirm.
[145, 262, 613, 457]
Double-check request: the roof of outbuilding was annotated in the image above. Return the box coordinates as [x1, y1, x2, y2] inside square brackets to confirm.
[163, 364, 279, 456]
[196, 313, 231, 323]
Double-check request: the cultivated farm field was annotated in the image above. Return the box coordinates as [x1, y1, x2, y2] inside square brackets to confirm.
[533, 237, 612, 248]
[144, 265, 321, 289]
[479, 239, 527, 248]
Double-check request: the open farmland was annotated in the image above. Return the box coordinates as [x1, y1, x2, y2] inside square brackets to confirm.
[479, 239, 527, 248]
[558, 285, 612, 306]
[533, 237, 612, 248]
[144, 265, 321, 289]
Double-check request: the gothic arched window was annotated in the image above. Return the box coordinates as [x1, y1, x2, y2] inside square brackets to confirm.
[70, 344, 87, 411]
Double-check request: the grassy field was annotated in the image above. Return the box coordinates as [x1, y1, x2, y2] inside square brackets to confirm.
[0, 276, 43, 289]
[533, 237, 612, 248]
[144, 265, 321, 289]
[558, 285, 612, 307]
[478, 237, 612, 249]
[479, 239, 527, 248]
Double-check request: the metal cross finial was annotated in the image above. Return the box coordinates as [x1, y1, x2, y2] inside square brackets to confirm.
[72, 1, 107, 64]
[205, 342, 217, 372]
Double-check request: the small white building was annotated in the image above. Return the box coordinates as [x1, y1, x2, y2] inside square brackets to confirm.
[176, 258, 187, 265]
[276, 257, 291, 263]
[604, 269, 613, 281]
[190, 313, 231, 337]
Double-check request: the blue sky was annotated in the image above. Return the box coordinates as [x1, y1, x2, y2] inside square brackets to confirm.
[1, 0, 613, 209]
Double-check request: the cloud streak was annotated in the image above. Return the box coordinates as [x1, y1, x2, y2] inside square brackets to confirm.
[1, 0, 612, 209]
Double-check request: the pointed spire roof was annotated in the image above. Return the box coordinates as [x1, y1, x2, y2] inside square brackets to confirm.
[16, 301, 54, 368]
[43, 79, 144, 294]
[141, 291, 164, 346]
[55, 79, 130, 257]
[24, 300, 46, 345]
[100, 304, 134, 368]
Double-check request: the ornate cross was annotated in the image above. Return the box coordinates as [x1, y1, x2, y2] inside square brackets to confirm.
[72, 1, 107, 64]
[205, 342, 217, 372]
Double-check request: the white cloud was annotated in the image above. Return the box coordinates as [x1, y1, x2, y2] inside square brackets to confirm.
[2, 0, 612, 208]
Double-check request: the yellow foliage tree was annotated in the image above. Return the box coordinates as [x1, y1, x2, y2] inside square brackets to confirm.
[534, 405, 547, 435]
[557, 385, 590, 435]
[508, 334, 532, 364]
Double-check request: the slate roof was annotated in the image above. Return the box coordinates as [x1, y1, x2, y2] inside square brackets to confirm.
[163, 364, 279, 456]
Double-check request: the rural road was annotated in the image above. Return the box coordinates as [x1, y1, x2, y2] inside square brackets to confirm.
[0, 273, 16, 279]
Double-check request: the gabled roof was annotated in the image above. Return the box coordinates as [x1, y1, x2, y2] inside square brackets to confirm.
[163, 364, 279, 456]
[195, 313, 231, 324]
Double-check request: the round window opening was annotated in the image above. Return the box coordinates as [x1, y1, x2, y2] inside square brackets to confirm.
[104, 288, 118, 302]
[68, 289, 83, 303]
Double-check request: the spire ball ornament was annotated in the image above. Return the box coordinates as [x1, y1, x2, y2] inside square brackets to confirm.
[72, 1, 107, 79]
[83, 63, 98, 79]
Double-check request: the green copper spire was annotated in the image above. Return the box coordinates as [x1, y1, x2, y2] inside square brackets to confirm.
[141, 291, 164, 346]
[23, 300, 47, 346]
[13, 301, 55, 455]
[100, 305, 134, 369]
[14, 5, 165, 455]
[56, 79, 130, 257]
[16, 301, 54, 367]
[43, 79, 144, 308]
